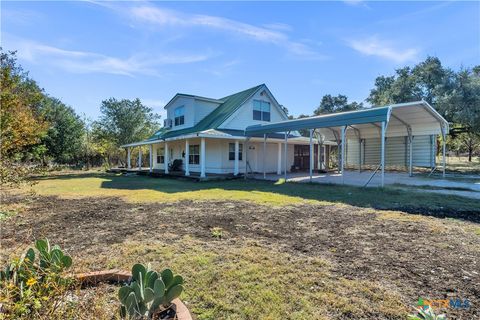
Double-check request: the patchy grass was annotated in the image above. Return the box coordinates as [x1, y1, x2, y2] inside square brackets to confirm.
[23, 172, 480, 215]
[444, 156, 480, 174]
[3, 171, 479, 319]
[73, 237, 407, 320]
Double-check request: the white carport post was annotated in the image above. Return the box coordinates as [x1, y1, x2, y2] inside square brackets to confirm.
[408, 129, 413, 177]
[127, 147, 131, 169]
[263, 134, 267, 179]
[277, 142, 282, 175]
[185, 139, 190, 176]
[340, 126, 346, 184]
[200, 137, 206, 178]
[284, 132, 288, 181]
[381, 121, 386, 187]
[358, 138, 362, 173]
[149, 144, 153, 173]
[164, 142, 169, 174]
[138, 148, 142, 170]
[309, 129, 313, 182]
[441, 124, 447, 178]
[234, 140, 239, 176]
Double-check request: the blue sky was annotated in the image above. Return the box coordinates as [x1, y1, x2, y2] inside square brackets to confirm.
[2, 1, 479, 120]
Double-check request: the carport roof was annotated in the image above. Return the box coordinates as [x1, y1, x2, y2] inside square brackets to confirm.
[244, 101, 448, 137]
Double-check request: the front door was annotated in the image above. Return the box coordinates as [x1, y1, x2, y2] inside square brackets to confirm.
[294, 144, 319, 171]
[247, 144, 257, 173]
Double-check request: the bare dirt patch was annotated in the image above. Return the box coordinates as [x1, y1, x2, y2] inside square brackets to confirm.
[1, 193, 479, 318]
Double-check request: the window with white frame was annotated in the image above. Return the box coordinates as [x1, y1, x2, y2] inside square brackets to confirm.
[157, 148, 164, 163]
[253, 100, 270, 121]
[228, 143, 243, 161]
[189, 145, 200, 164]
[174, 106, 185, 126]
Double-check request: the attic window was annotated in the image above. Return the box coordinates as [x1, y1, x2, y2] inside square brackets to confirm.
[174, 106, 185, 126]
[253, 100, 270, 122]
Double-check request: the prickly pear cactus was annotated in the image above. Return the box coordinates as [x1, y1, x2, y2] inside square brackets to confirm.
[118, 264, 184, 319]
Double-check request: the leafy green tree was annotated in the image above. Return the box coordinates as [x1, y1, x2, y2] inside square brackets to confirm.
[437, 68, 480, 161]
[367, 56, 453, 107]
[314, 94, 363, 115]
[41, 97, 85, 164]
[93, 98, 160, 167]
[95, 98, 160, 146]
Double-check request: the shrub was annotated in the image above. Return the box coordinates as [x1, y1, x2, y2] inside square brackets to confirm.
[0, 239, 73, 319]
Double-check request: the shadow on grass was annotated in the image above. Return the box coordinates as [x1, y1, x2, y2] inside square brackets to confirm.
[38, 172, 480, 223]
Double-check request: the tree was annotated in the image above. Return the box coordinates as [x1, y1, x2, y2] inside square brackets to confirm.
[0, 49, 48, 160]
[314, 94, 363, 115]
[40, 97, 85, 164]
[0, 49, 49, 185]
[93, 98, 161, 166]
[437, 68, 480, 161]
[367, 56, 453, 107]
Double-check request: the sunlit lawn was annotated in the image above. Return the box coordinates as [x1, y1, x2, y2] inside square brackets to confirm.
[26, 171, 480, 212]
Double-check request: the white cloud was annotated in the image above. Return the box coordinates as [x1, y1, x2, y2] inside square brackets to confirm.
[347, 36, 419, 63]
[5, 35, 212, 76]
[122, 4, 326, 60]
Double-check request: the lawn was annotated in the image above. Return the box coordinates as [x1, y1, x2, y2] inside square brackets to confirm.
[1, 171, 479, 319]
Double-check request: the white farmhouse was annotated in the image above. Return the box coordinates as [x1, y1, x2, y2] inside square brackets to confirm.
[123, 84, 448, 185]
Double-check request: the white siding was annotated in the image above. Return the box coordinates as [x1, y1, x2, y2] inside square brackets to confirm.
[152, 138, 296, 174]
[346, 135, 435, 168]
[244, 142, 294, 173]
[219, 89, 287, 130]
[194, 100, 219, 125]
[165, 97, 221, 131]
[165, 97, 195, 131]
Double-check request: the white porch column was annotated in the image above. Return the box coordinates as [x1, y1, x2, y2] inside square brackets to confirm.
[200, 138, 206, 178]
[309, 129, 313, 182]
[317, 142, 322, 171]
[284, 132, 288, 181]
[234, 140, 239, 176]
[277, 142, 282, 175]
[244, 139, 249, 179]
[164, 142, 169, 174]
[381, 121, 386, 187]
[263, 134, 267, 179]
[138, 148, 142, 170]
[185, 139, 190, 176]
[127, 147, 131, 169]
[340, 126, 346, 184]
[149, 144, 153, 173]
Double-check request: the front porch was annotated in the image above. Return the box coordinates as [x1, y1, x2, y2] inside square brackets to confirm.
[121, 133, 323, 179]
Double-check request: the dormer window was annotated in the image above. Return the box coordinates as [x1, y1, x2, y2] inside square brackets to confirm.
[174, 106, 185, 126]
[253, 100, 270, 122]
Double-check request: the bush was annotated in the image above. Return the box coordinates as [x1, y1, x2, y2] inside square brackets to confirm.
[0, 239, 74, 319]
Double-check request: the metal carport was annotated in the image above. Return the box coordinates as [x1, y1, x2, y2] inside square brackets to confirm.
[244, 101, 449, 187]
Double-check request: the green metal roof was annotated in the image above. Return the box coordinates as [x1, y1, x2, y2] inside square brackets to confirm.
[149, 84, 264, 140]
[245, 106, 391, 136]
